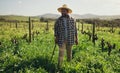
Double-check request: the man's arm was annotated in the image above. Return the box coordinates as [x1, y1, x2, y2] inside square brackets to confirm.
[54, 20, 58, 44]
[74, 20, 78, 45]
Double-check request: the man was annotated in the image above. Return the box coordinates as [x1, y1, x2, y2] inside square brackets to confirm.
[54, 4, 78, 68]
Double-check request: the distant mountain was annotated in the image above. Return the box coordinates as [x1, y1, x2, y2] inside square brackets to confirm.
[0, 15, 29, 21]
[38, 13, 120, 20]
[0, 13, 120, 20]
[71, 14, 99, 19]
[38, 13, 60, 19]
[38, 13, 99, 19]
[99, 15, 120, 20]
[0, 15, 39, 21]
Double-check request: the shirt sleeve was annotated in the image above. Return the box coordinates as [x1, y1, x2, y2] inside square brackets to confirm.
[54, 20, 58, 37]
[74, 20, 77, 36]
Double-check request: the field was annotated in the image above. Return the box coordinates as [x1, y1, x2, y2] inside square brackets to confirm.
[0, 16, 120, 73]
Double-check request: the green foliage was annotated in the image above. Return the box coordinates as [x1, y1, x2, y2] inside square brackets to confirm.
[0, 19, 120, 73]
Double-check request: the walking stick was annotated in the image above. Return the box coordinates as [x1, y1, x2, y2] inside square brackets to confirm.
[50, 44, 56, 61]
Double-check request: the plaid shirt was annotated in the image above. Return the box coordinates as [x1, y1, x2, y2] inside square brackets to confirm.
[54, 16, 77, 47]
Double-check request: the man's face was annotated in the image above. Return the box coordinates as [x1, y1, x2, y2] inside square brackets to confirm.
[61, 8, 68, 16]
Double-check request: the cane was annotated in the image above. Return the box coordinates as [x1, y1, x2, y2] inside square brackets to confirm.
[50, 44, 56, 61]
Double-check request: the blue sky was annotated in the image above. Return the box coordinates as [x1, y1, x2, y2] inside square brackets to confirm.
[0, 0, 120, 16]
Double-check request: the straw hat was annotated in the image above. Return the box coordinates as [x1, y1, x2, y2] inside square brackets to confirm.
[57, 4, 72, 13]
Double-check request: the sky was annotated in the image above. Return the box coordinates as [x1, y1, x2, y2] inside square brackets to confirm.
[0, 0, 120, 16]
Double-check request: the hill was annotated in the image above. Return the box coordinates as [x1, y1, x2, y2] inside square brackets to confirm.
[0, 14, 120, 21]
[0, 15, 40, 21]
[38, 13, 120, 20]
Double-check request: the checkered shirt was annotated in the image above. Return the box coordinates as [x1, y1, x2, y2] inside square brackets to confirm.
[54, 16, 77, 47]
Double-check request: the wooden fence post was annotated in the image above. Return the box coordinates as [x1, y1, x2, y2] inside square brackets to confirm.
[29, 17, 32, 43]
[81, 22, 83, 33]
[101, 38, 105, 52]
[92, 21, 95, 45]
[32, 20, 34, 30]
[15, 22, 18, 28]
[77, 21, 80, 30]
[46, 21, 49, 31]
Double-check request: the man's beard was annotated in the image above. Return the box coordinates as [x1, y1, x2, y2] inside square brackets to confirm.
[62, 13, 69, 18]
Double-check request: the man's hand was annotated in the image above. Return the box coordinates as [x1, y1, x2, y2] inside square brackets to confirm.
[75, 39, 78, 45]
[55, 37, 58, 44]
[75, 36, 78, 45]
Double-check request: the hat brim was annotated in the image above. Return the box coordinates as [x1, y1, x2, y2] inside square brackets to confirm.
[57, 7, 72, 13]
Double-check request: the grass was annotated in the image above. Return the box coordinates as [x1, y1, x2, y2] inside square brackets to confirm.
[0, 20, 120, 73]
